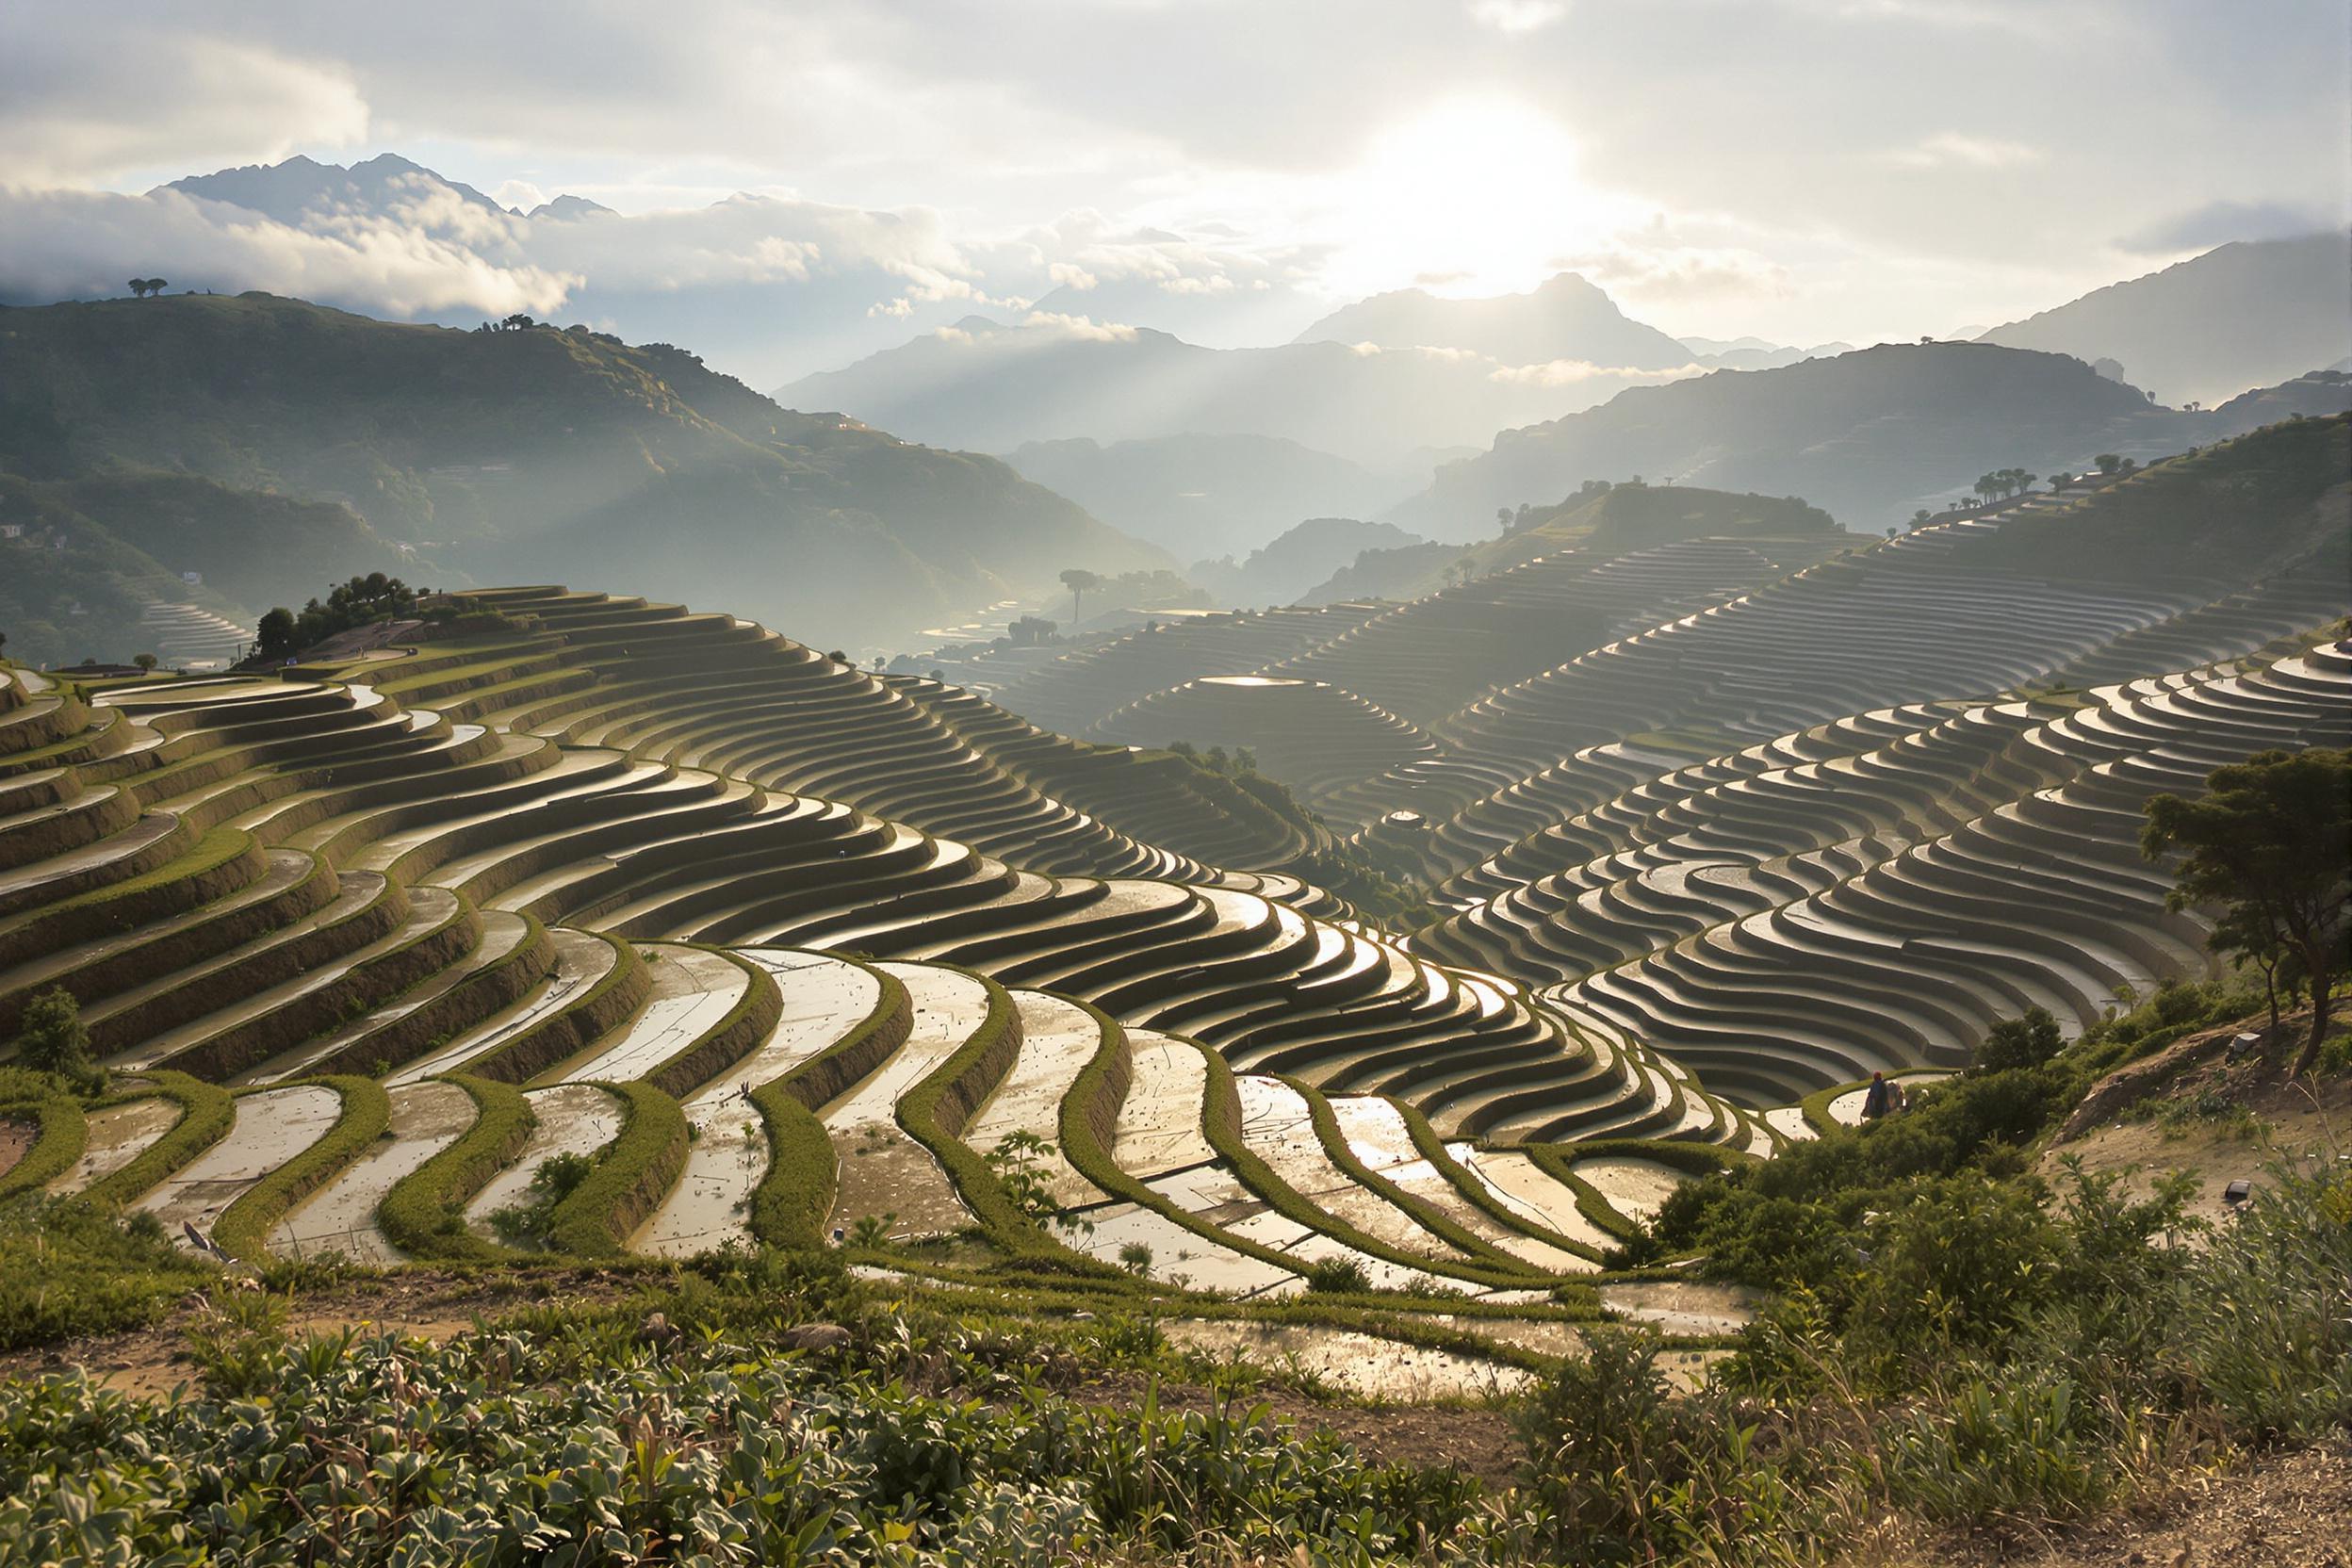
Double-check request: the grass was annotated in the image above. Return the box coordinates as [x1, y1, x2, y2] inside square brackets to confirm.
[83, 1071, 233, 1208]
[1194, 1047, 1532, 1292]
[542, 1080, 689, 1258]
[0, 1094, 86, 1200]
[0, 1195, 215, 1351]
[211, 1075, 392, 1262]
[745, 958, 911, 1249]
[373, 1074, 536, 1262]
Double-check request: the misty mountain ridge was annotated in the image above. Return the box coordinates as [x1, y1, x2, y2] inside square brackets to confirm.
[1309, 482, 1837, 603]
[776, 312, 1696, 469]
[0, 291, 1160, 654]
[1290, 271, 1691, 369]
[1978, 231, 2352, 407]
[1381, 340, 2292, 540]
[1003, 433, 1423, 564]
[1188, 516, 1430, 608]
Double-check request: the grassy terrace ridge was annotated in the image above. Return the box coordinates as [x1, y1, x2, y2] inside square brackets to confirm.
[373, 1074, 534, 1262]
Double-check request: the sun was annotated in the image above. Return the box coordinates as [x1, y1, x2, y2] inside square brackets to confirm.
[1328, 97, 1635, 301]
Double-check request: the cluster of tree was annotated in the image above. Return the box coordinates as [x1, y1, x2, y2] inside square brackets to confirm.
[2143, 746, 2347, 1074]
[253, 573, 418, 661]
[2093, 451, 2139, 476]
[1969, 467, 2041, 502]
[124, 278, 171, 298]
[1498, 478, 1617, 537]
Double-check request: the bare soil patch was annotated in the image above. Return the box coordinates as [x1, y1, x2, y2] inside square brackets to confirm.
[0, 1266, 633, 1400]
[1872, 1439, 2352, 1568]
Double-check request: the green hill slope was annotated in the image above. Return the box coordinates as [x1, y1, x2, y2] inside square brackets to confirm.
[1310, 482, 1838, 602]
[0, 293, 1160, 652]
[1385, 342, 2191, 540]
[1958, 412, 2350, 585]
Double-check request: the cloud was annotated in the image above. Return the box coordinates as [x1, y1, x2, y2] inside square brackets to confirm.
[1020, 311, 1138, 341]
[0, 24, 368, 185]
[1465, 0, 1568, 32]
[1486, 358, 1700, 387]
[2116, 198, 2344, 254]
[1881, 133, 2044, 170]
[0, 186, 575, 316]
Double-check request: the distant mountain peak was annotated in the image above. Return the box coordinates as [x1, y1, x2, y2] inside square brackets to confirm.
[162, 152, 513, 227]
[1292, 271, 1690, 370]
[1977, 231, 2352, 406]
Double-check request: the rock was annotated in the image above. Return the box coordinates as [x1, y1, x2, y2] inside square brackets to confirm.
[781, 1323, 853, 1353]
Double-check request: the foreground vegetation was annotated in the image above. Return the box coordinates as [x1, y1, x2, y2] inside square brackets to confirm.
[3, 980, 2344, 1564]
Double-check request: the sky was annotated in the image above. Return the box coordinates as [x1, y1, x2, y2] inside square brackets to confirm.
[2, 0, 2345, 384]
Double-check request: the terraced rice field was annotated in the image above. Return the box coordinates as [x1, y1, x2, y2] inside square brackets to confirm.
[2, 480, 2343, 1287]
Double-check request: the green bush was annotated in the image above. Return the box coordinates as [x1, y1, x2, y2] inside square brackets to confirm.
[0, 1196, 213, 1350]
[14, 988, 99, 1093]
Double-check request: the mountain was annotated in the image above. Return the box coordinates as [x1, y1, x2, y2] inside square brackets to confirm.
[1305, 483, 1835, 603]
[1290, 272, 1691, 369]
[0, 292, 1159, 652]
[162, 152, 520, 222]
[1978, 233, 2352, 407]
[1382, 341, 2199, 540]
[1189, 516, 1429, 607]
[778, 316, 1692, 469]
[1003, 433, 1417, 563]
[1677, 335, 1857, 371]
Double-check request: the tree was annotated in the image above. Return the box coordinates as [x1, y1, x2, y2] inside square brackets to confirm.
[2142, 748, 2350, 1076]
[255, 608, 297, 661]
[2094, 453, 2123, 475]
[1974, 1006, 2063, 1073]
[19, 987, 96, 1086]
[132, 652, 158, 672]
[1059, 567, 1104, 624]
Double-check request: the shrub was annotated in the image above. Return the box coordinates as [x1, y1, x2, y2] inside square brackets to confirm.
[15, 988, 99, 1092]
[0, 1197, 212, 1350]
[488, 1152, 593, 1248]
[1974, 1005, 2063, 1072]
[1302, 1256, 1370, 1295]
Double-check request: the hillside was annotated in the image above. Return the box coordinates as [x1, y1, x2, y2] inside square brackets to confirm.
[0, 293, 1160, 651]
[1291, 272, 1691, 369]
[777, 315, 1692, 469]
[1979, 232, 2352, 407]
[1190, 516, 1429, 607]
[1312, 483, 1838, 602]
[0, 471, 400, 667]
[1957, 411, 2351, 586]
[1384, 342, 2193, 540]
[1004, 433, 1416, 563]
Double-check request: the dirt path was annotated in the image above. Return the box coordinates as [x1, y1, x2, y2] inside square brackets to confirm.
[1877, 1440, 2352, 1568]
[0, 1266, 633, 1400]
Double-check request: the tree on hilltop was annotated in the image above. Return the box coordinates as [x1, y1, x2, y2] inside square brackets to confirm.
[1059, 568, 1104, 624]
[2142, 748, 2349, 1076]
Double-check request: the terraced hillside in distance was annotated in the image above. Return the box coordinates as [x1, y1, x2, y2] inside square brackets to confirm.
[2, 416, 2343, 1318]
